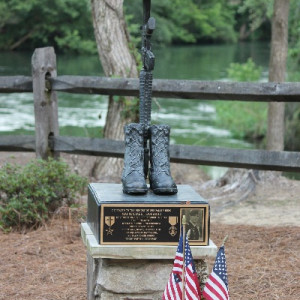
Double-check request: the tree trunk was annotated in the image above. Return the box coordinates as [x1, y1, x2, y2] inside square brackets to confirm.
[90, 0, 138, 180]
[214, 1, 290, 199]
[267, 0, 290, 151]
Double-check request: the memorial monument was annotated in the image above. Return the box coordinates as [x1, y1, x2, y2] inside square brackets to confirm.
[81, 1, 216, 298]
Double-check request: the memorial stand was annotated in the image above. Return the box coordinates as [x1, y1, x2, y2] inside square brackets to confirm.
[81, 184, 217, 300]
[82, 223, 217, 299]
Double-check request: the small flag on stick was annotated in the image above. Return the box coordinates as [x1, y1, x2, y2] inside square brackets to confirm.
[162, 215, 201, 300]
[202, 241, 229, 300]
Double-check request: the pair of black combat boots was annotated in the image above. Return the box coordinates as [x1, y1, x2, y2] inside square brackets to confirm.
[122, 123, 177, 195]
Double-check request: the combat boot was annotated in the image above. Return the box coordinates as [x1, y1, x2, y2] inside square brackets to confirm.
[149, 124, 177, 195]
[122, 123, 148, 194]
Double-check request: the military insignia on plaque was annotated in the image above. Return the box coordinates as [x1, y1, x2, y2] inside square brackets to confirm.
[168, 216, 178, 237]
[88, 183, 210, 245]
[105, 216, 115, 235]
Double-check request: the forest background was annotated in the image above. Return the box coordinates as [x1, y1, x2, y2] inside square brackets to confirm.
[0, 0, 299, 152]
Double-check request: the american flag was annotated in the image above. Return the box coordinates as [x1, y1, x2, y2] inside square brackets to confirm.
[202, 246, 229, 300]
[163, 232, 201, 300]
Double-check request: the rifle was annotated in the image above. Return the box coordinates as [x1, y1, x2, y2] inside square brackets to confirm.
[139, 0, 156, 178]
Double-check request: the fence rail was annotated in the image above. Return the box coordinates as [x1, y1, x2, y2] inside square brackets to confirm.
[0, 47, 299, 173]
[2, 75, 300, 102]
[0, 135, 299, 172]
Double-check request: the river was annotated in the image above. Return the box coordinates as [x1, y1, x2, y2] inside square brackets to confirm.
[0, 42, 275, 178]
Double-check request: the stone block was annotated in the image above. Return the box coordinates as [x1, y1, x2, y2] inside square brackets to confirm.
[82, 223, 217, 299]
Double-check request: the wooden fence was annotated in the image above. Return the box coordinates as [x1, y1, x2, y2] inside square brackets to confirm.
[0, 47, 300, 172]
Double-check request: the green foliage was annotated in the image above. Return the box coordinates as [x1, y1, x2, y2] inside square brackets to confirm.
[124, 0, 237, 45]
[288, 0, 300, 63]
[237, 0, 273, 35]
[199, 0, 238, 43]
[54, 29, 97, 54]
[1, 0, 299, 59]
[114, 96, 139, 122]
[285, 103, 300, 151]
[287, 0, 300, 150]
[124, 13, 142, 71]
[0, 0, 96, 53]
[215, 101, 267, 142]
[216, 58, 266, 142]
[227, 58, 262, 82]
[0, 159, 87, 231]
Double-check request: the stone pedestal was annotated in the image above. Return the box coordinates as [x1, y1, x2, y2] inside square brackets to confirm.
[81, 223, 217, 300]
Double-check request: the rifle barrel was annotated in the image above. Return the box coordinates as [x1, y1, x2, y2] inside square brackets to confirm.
[143, 0, 151, 24]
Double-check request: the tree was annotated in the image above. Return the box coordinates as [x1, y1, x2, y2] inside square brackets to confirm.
[90, 0, 139, 179]
[125, 0, 237, 45]
[267, 0, 290, 151]
[212, 0, 290, 202]
[236, 0, 273, 40]
[0, 0, 96, 53]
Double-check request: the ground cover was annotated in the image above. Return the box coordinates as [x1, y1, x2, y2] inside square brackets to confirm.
[0, 219, 299, 299]
[0, 152, 299, 299]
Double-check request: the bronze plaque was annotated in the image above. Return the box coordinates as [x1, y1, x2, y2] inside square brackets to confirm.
[100, 204, 209, 246]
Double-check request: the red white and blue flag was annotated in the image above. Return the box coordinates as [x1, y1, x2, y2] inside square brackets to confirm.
[202, 246, 229, 300]
[162, 232, 201, 300]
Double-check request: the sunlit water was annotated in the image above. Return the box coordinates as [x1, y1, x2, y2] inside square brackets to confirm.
[0, 42, 273, 178]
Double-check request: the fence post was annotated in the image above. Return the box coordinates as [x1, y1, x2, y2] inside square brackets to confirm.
[32, 47, 59, 159]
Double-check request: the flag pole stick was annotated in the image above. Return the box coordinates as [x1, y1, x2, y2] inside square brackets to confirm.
[222, 235, 229, 247]
[182, 215, 186, 300]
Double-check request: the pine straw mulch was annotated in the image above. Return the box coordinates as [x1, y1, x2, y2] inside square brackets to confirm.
[0, 219, 299, 300]
[209, 223, 300, 300]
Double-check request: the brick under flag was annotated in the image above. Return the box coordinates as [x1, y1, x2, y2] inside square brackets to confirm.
[202, 245, 230, 300]
[162, 231, 201, 300]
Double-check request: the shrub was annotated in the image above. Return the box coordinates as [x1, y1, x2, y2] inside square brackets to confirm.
[0, 159, 87, 231]
[285, 103, 300, 151]
[227, 58, 262, 82]
[215, 58, 267, 143]
[215, 100, 267, 142]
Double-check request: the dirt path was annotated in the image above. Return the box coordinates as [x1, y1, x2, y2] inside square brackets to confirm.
[197, 174, 300, 227]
